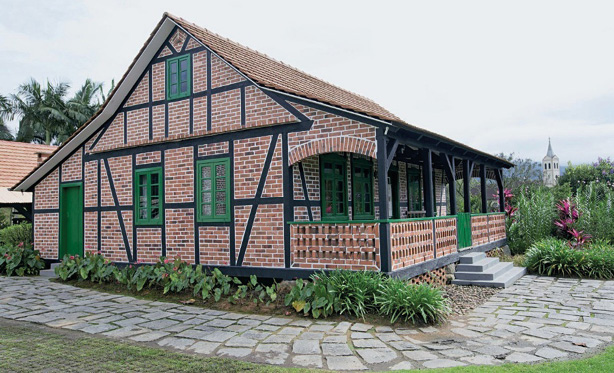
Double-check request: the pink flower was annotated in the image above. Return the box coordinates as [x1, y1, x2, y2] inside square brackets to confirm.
[129, 265, 133, 269]
[17, 242, 24, 247]
[164, 259, 170, 264]
[173, 267, 178, 271]
[70, 256, 75, 260]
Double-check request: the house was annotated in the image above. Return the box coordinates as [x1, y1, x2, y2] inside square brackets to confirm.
[12, 13, 513, 281]
[0, 140, 56, 223]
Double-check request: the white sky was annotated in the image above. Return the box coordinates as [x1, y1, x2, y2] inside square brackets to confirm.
[1, 0, 613, 164]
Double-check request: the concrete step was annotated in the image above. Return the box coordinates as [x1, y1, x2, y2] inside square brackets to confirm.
[452, 266, 526, 288]
[454, 261, 513, 281]
[456, 257, 500, 273]
[458, 252, 486, 265]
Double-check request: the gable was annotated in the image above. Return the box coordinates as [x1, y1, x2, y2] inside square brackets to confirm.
[89, 27, 298, 154]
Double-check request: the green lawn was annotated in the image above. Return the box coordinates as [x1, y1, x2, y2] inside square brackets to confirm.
[1, 318, 613, 372]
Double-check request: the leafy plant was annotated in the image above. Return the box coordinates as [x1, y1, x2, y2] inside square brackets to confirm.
[375, 280, 449, 324]
[284, 278, 339, 319]
[0, 244, 44, 276]
[506, 186, 557, 254]
[315, 270, 383, 319]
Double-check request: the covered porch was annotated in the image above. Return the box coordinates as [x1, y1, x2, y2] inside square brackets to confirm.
[288, 129, 511, 276]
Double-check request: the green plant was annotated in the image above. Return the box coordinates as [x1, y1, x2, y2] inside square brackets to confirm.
[315, 270, 383, 318]
[0, 223, 32, 247]
[0, 244, 44, 276]
[524, 238, 614, 279]
[374, 280, 449, 324]
[507, 186, 557, 254]
[284, 278, 340, 319]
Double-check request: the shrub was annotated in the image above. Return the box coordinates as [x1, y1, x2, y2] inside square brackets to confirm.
[0, 244, 45, 276]
[0, 223, 32, 247]
[574, 183, 614, 244]
[285, 270, 449, 324]
[375, 280, 449, 324]
[524, 238, 614, 279]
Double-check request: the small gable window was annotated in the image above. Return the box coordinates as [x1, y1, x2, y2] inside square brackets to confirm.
[167, 55, 191, 100]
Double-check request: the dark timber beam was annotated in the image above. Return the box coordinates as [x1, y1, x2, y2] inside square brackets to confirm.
[442, 154, 456, 215]
[495, 168, 505, 213]
[463, 159, 472, 213]
[377, 130, 392, 272]
[421, 148, 434, 217]
[480, 164, 488, 213]
[386, 139, 399, 171]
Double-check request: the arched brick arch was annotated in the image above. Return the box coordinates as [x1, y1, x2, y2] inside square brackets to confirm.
[288, 136, 376, 165]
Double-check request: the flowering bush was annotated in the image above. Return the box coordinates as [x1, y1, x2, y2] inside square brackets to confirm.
[0, 243, 44, 276]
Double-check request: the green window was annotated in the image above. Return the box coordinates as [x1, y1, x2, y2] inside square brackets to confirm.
[408, 168, 422, 211]
[352, 158, 374, 220]
[135, 167, 163, 225]
[320, 154, 348, 220]
[167, 55, 191, 100]
[197, 158, 230, 222]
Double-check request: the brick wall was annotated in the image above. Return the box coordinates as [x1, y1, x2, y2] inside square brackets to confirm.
[471, 215, 489, 246]
[34, 213, 58, 259]
[137, 228, 162, 263]
[127, 108, 149, 144]
[262, 136, 283, 198]
[34, 169, 58, 209]
[93, 114, 123, 151]
[136, 151, 161, 165]
[198, 141, 228, 157]
[165, 208, 195, 263]
[84, 211, 98, 252]
[234, 135, 271, 199]
[108, 156, 132, 206]
[241, 204, 284, 268]
[193, 96, 207, 134]
[165, 147, 194, 204]
[211, 89, 241, 133]
[168, 99, 190, 137]
[169, 29, 187, 53]
[84, 160, 98, 208]
[199, 226, 230, 266]
[390, 220, 434, 271]
[193, 51, 207, 93]
[100, 211, 129, 262]
[152, 62, 165, 101]
[244, 85, 296, 128]
[125, 73, 149, 107]
[61, 149, 82, 182]
[210, 54, 244, 89]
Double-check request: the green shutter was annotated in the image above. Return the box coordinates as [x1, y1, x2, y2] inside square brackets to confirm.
[457, 212, 472, 248]
[320, 154, 348, 221]
[352, 158, 374, 220]
[197, 158, 230, 222]
[166, 55, 191, 100]
[135, 167, 163, 225]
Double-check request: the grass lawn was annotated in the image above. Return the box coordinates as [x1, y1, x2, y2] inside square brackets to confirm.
[2, 318, 614, 373]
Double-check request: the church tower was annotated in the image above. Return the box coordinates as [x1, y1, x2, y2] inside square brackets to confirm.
[542, 138, 560, 187]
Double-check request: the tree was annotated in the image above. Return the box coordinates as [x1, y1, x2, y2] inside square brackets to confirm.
[558, 157, 614, 194]
[0, 95, 13, 140]
[1, 78, 107, 145]
[495, 152, 542, 191]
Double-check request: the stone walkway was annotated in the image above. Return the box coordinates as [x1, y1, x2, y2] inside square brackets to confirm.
[1, 275, 613, 371]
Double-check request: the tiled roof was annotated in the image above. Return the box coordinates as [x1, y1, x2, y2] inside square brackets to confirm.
[0, 140, 56, 187]
[168, 14, 403, 123]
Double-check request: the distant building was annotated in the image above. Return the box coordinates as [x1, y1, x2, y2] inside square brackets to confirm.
[542, 138, 560, 187]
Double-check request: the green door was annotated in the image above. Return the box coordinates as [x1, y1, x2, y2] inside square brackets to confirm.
[457, 212, 472, 249]
[60, 182, 83, 259]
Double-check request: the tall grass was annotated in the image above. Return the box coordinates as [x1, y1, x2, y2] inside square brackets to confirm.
[507, 187, 557, 254]
[574, 183, 614, 243]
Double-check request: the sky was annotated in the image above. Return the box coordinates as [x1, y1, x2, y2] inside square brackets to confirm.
[1, 0, 613, 165]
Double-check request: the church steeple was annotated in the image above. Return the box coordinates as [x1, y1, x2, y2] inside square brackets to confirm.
[546, 137, 554, 158]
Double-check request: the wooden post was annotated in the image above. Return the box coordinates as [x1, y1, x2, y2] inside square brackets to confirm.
[495, 168, 505, 213]
[480, 164, 487, 213]
[377, 131, 391, 272]
[463, 159, 472, 213]
[442, 154, 457, 216]
[421, 148, 434, 217]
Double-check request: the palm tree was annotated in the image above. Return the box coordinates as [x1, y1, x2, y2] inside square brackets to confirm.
[0, 95, 14, 140]
[56, 79, 105, 143]
[9, 79, 69, 144]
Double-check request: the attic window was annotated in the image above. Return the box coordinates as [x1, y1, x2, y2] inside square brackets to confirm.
[167, 55, 191, 100]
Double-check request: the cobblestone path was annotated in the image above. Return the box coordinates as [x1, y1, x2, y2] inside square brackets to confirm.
[1, 275, 613, 370]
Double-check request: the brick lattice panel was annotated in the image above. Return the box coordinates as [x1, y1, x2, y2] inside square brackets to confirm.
[488, 213, 507, 241]
[434, 218, 458, 257]
[471, 215, 489, 246]
[291, 223, 380, 270]
[390, 220, 434, 271]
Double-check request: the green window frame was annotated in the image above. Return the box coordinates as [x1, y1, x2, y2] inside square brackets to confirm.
[408, 168, 422, 212]
[320, 154, 348, 220]
[135, 167, 163, 225]
[351, 158, 374, 220]
[166, 55, 191, 100]
[197, 158, 230, 222]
